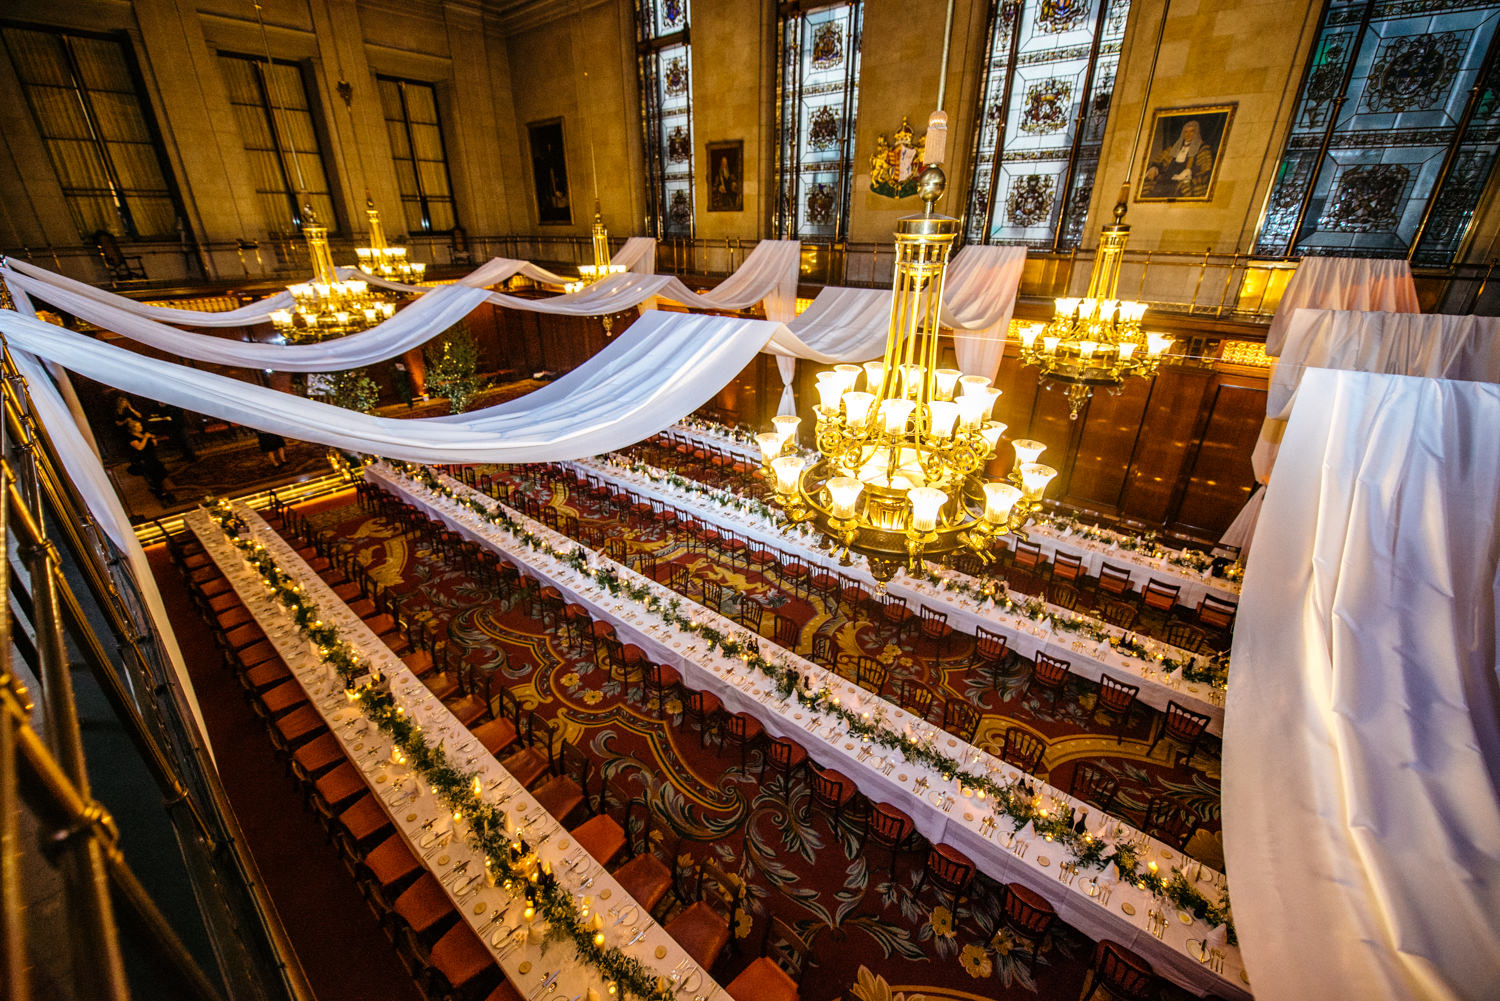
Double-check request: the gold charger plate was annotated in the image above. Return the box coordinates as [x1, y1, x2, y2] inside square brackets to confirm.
[406, 812, 418, 822]
[1178, 911, 1192, 925]
[898, 774, 908, 782]
[558, 839, 571, 851]
[845, 742, 855, 750]
[1121, 903, 1135, 915]
[518, 962, 532, 976]
[437, 855, 450, 866]
[654, 946, 668, 960]
[1037, 856, 1050, 867]
[474, 902, 487, 915]
[600, 889, 612, 900]
[1161, 849, 1174, 859]
[376, 774, 387, 783]
[964, 812, 974, 821]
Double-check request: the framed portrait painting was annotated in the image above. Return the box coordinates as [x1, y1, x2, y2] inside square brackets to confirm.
[706, 140, 743, 212]
[527, 118, 572, 224]
[1137, 104, 1235, 203]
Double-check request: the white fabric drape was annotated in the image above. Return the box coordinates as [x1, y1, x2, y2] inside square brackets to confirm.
[775, 355, 797, 416]
[1223, 367, 1500, 1001]
[337, 257, 572, 294]
[611, 237, 657, 275]
[1264, 257, 1420, 357]
[940, 244, 1028, 383]
[4, 273, 496, 373]
[774, 287, 891, 362]
[0, 309, 787, 464]
[1251, 309, 1500, 481]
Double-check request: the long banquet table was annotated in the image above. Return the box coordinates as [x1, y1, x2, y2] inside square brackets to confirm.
[369, 463, 1252, 1000]
[562, 457, 1227, 735]
[186, 503, 725, 1001]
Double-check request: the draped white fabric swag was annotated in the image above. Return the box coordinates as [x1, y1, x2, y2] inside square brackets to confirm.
[1263, 257, 1419, 357]
[1224, 367, 1500, 1001]
[0, 309, 787, 465]
[940, 244, 1028, 384]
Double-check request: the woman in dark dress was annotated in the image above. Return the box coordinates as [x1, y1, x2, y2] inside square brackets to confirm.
[257, 430, 288, 467]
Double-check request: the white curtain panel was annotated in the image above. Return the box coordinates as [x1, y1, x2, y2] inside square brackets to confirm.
[1250, 309, 1500, 481]
[940, 244, 1028, 383]
[775, 354, 798, 416]
[611, 237, 657, 275]
[1264, 257, 1420, 357]
[1224, 367, 1500, 1001]
[0, 309, 783, 463]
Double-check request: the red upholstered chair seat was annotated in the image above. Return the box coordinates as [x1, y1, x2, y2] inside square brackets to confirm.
[612, 854, 672, 913]
[726, 957, 799, 1001]
[472, 717, 519, 756]
[571, 814, 626, 866]
[666, 900, 731, 970]
[430, 921, 494, 991]
[393, 872, 454, 935]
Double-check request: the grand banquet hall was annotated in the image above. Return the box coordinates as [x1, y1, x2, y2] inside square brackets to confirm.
[0, 2, 1496, 1001]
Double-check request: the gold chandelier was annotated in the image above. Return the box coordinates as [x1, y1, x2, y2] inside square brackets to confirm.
[354, 197, 427, 282]
[759, 167, 1056, 581]
[565, 204, 627, 293]
[269, 205, 396, 342]
[1018, 197, 1173, 419]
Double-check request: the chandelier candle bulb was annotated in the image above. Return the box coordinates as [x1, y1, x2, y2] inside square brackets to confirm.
[927, 401, 960, 439]
[1019, 463, 1059, 500]
[955, 394, 988, 430]
[1018, 325, 1041, 349]
[862, 361, 886, 392]
[899, 363, 925, 398]
[843, 391, 876, 425]
[879, 398, 916, 433]
[1043, 335, 1061, 353]
[1055, 297, 1081, 317]
[815, 379, 844, 412]
[1078, 340, 1098, 362]
[977, 387, 1002, 420]
[1118, 342, 1139, 361]
[958, 375, 992, 397]
[772, 415, 802, 447]
[1147, 333, 1174, 357]
[934, 368, 962, 400]
[833, 363, 863, 394]
[756, 433, 784, 462]
[827, 477, 864, 519]
[983, 482, 1023, 523]
[980, 422, 1006, 450]
[908, 487, 947, 533]
[1013, 438, 1047, 465]
[771, 455, 805, 494]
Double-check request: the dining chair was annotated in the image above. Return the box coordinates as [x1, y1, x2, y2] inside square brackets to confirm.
[1027, 651, 1072, 703]
[1096, 562, 1135, 599]
[1143, 795, 1200, 851]
[897, 679, 933, 721]
[942, 698, 980, 743]
[1150, 700, 1212, 768]
[970, 626, 1011, 685]
[1012, 539, 1047, 572]
[773, 613, 800, 651]
[1096, 598, 1139, 630]
[1069, 761, 1119, 814]
[1052, 550, 1085, 583]
[999, 882, 1057, 972]
[723, 917, 811, 1001]
[917, 606, 957, 659]
[913, 842, 976, 912]
[1001, 727, 1046, 773]
[861, 801, 919, 879]
[1095, 674, 1141, 742]
[761, 735, 810, 798]
[1079, 940, 1157, 1001]
[854, 655, 890, 696]
[1196, 593, 1238, 634]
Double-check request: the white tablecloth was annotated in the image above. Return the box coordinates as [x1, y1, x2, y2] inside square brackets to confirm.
[369, 464, 1249, 1000]
[564, 458, 1226, 734]
[1006, 525, 1242, 608]
[186, 504, 723, 1001]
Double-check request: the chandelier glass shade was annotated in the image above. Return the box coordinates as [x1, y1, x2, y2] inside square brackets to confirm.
[760, 167, 1056, 581]
[269, 206, 397, 343]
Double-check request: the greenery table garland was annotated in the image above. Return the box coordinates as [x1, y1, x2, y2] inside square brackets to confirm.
[199, 499, 688, 1001]
[374, 464, 1238, 943]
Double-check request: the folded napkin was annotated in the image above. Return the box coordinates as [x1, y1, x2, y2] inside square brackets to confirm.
[1204, 923, 1228, 949]
[1015, 819, 1035, 841]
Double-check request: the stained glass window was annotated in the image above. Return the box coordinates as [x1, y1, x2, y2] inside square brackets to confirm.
[1255, 0, 1500, 264]
[637, 0, 695, 237]
[218, 53, 338, 235]
[963, 0, 1130, 248]
[3, 26, 182, 240]
[377, 77, 457, 234]
[776, 1, 864, 240]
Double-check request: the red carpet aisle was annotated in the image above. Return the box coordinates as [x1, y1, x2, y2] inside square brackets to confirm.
[146, 499, 425, 1001]
[307, 495, 1204, 1001]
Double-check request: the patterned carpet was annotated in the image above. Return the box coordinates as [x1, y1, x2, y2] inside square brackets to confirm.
[308, 488, 1209, 1001]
